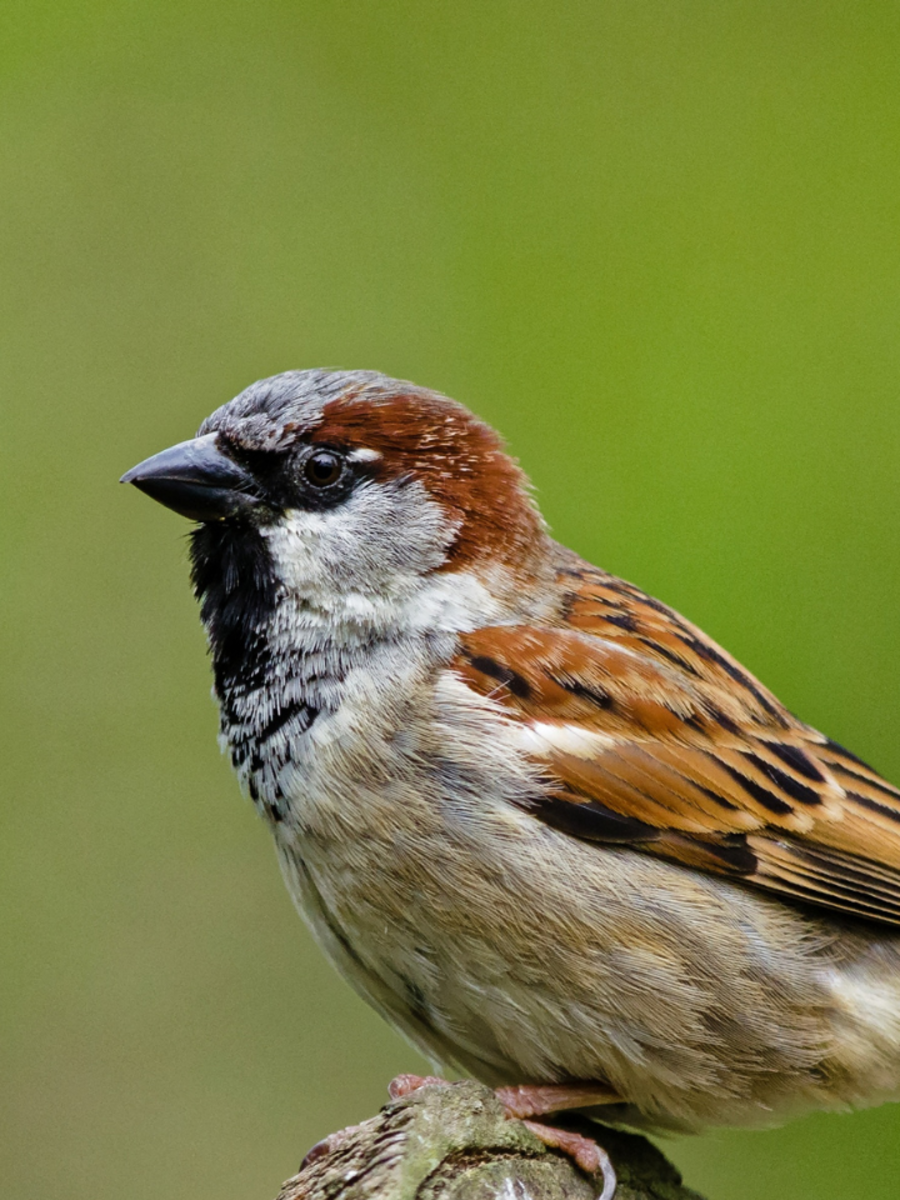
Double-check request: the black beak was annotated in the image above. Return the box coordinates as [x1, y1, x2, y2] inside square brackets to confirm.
[120, 433, 259, 522]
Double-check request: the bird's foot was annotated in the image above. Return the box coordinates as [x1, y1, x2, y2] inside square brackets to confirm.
[520, 1120, 617, 1200]
[495, 1082, 619, 1200]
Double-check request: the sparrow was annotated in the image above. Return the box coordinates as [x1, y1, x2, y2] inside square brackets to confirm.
[123, 370, 900, 1198]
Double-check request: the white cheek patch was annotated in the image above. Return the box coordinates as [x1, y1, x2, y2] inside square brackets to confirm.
[259, 487, 509, 635]
[260, 509, 333, 593]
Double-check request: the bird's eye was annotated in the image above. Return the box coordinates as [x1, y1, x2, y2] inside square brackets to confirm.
[303, 449, 344, 488]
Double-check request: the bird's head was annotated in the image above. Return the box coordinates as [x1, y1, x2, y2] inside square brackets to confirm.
[122, 370, 550, 648]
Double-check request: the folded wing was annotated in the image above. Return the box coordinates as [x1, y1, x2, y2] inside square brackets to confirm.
[455, 562, 900, 926]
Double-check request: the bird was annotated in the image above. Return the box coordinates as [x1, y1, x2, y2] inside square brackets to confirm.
[123, 369, 900, 1198]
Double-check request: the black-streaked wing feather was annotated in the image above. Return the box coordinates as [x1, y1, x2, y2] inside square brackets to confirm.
[454, 563, 900, 926]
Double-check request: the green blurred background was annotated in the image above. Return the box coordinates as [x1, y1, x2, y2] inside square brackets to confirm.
[4, 3, 900, 1197]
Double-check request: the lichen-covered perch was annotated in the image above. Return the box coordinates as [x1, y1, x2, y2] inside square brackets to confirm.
[274, 1081, 705, 1200]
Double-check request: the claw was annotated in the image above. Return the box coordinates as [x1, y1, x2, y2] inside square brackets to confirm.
[522, 1120, 617, 1200]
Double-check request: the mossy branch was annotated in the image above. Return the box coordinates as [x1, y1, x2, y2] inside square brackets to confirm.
[274, 1080, 705, 1200]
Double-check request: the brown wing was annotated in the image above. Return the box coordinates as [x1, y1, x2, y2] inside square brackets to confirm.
[455, 562, 900, 926]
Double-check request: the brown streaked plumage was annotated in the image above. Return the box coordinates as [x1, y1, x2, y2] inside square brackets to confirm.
[458, 561, 900, 926]
[122, 369, 900, 1197]
[309, 390, 546, 575]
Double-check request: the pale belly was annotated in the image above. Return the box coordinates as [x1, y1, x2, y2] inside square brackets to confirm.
[273, 787, 900, 1135]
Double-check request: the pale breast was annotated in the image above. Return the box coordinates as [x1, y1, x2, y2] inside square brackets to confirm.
[263, 666, 900, 1132]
